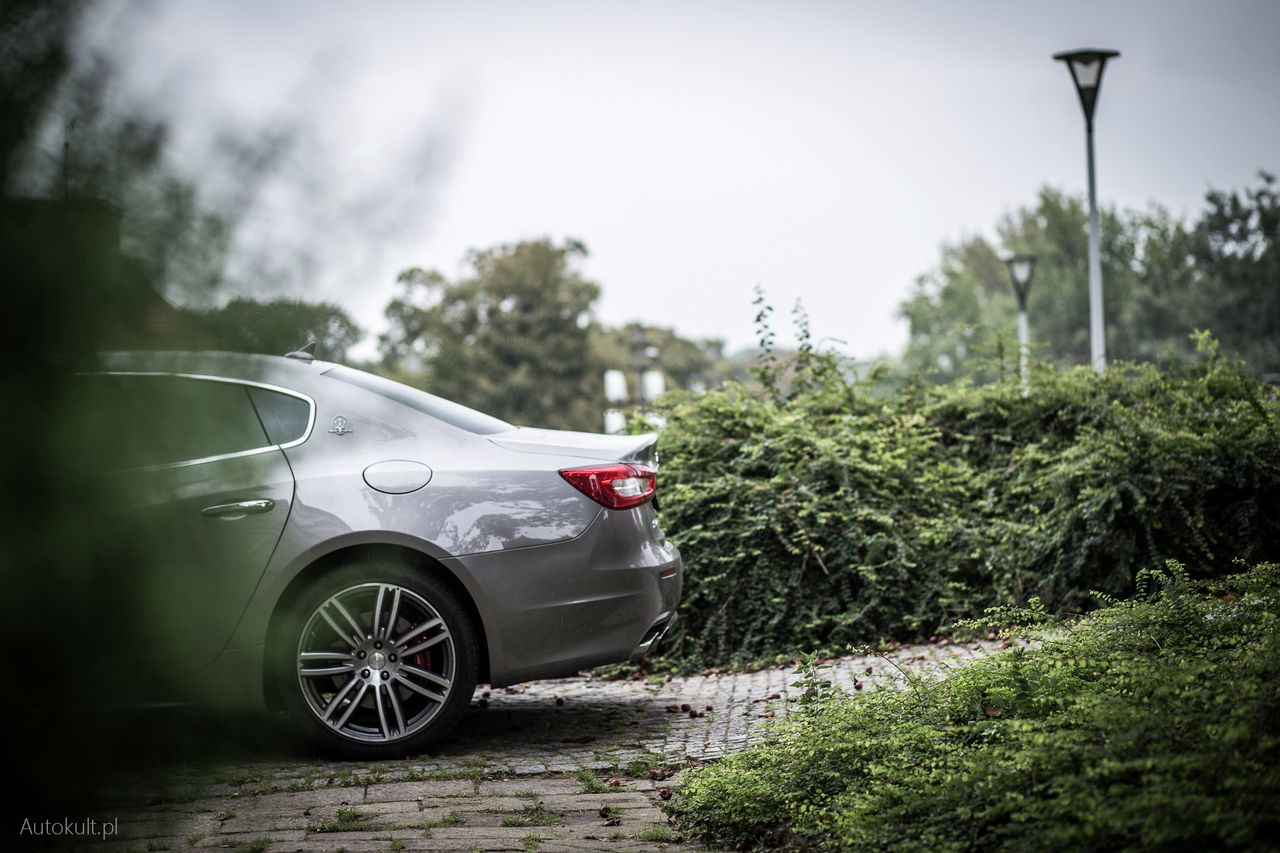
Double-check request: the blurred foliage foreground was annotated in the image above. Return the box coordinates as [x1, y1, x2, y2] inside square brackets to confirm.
[666, 560, 1280, 850]
[650, 330, 1280, 670]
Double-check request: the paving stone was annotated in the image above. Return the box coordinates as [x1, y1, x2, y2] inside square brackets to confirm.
[89, 639, 998, 851]
[362, 778, 476, 802]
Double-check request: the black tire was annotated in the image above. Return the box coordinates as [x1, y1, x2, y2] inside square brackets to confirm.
[276, 560, 478, 759]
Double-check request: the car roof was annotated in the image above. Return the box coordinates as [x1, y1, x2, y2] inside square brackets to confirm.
[99, 350, 340, 381]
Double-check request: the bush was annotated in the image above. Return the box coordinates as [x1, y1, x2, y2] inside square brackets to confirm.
[666, 561, 1280, 850]
[652, 332, 1280, 668]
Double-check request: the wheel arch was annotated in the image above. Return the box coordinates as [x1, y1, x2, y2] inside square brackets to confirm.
[262, 541, 492, 710]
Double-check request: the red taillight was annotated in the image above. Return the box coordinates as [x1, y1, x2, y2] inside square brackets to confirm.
[559, 463, 656, 510]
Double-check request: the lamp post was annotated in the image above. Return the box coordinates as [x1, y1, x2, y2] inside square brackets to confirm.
[1053, 48, 1119, 373]
[632, 327, 663, 405]
[604, 327, 663, 433]
[1003, 252, 1037, 395]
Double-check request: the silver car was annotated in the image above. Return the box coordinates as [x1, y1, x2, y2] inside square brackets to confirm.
[80, 350, 682, 758]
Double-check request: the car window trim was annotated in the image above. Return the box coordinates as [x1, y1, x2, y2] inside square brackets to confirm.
[85, 371, 317, 471]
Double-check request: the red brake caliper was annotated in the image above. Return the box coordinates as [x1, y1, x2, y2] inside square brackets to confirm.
[404, 621, 434, 673]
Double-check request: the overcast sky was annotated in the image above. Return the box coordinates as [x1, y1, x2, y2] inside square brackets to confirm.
[80, 0, 1280, 360]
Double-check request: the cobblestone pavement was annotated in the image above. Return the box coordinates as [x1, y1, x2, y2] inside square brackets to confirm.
[77, 639, 1003, 852]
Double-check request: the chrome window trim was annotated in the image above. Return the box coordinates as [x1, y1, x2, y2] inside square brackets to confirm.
[86, 371, 317, 471]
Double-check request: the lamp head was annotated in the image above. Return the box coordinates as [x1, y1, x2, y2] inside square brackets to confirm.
[1003, 252, 1038, 307]
[1053, 48, 1119, 124]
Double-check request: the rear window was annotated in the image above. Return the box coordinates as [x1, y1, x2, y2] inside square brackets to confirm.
[326, 366, 513, 435]
[248, 386, 312, 445]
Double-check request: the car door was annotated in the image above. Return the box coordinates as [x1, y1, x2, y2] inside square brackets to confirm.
[83, 373, 308, 684]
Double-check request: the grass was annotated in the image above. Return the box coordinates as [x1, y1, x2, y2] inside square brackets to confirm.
[415, 811, 465, 836]
[574, 768, 614, 794]
[622, 755, 666, 779]
[308, 806, 375, 833]
[500, 802, 563, 827]
[668, 561, 1280, 851]
[634, 825, 681, 843]
[521, 835, 544, 852]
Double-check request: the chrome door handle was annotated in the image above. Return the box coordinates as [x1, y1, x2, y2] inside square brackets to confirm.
[201, 499, 275, 519]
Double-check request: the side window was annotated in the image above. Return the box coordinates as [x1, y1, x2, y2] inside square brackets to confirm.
[75, 375, 270, 469]
[126, 376, 270, 466]
[247, 387, 311, 446]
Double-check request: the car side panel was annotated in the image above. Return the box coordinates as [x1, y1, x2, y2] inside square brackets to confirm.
[223, 373, 603, 669]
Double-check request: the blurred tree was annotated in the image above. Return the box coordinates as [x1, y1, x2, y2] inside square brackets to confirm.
[1195, 171, 1279, 374]
[183, 297, 362, 361]
[380, 240, 735, 430]
[900, 177, 1276, 379]
[591, 323, 732, 397]
[380, 239, 603, 429]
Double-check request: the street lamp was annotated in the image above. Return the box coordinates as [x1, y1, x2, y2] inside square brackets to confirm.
[604, 327, 664, 433]
[631, 327, 663, 404]
[1003, 252, 1037, 394]
[1054, 48, 1119, 373]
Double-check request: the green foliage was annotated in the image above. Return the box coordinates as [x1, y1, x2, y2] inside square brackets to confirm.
[591, 321, 734, 398]
[1195, 172, 1280, 373]
[378, 239, 736, 430]
[380, 238, 602, 430]
[653, 322, 1280, 669]
[667, 561, 1280, 851]
[901, 176, 1279, 379]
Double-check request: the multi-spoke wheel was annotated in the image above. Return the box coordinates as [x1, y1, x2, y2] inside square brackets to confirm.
[279, 563, 477, 757]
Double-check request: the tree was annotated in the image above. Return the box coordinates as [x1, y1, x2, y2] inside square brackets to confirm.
[380, 239, 603, 430]
[1195, 171, 1279, 374]
[183, 297, 362, 361]
[899, 178, 1276, 380]
[591, 323, 731, 398]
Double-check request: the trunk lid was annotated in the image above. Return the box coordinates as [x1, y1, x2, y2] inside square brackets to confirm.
[488, 427, 658, 465]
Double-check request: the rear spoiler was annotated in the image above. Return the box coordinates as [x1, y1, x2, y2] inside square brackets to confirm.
[488, 427, 658, 465]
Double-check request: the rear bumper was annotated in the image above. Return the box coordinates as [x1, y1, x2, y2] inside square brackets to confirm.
[447, 503, 682, 687]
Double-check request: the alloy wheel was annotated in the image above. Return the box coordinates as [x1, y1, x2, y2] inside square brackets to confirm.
[295, 582, 456, 743]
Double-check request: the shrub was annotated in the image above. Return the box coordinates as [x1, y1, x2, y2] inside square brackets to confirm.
[652, 332, 1280, 668]
[666, 561, 1280, 850]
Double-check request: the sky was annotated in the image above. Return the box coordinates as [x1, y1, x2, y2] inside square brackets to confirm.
[77, 0, 1280, 361]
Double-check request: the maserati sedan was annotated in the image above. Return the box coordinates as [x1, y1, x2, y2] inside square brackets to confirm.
[75, 349, 682, 758]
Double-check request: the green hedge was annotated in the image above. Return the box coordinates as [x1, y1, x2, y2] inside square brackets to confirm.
[666, 561, 1280, 850]
[653, 335, 1280, 668]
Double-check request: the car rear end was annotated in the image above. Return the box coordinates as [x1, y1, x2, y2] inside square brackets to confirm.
[446, 427, 682, 686]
